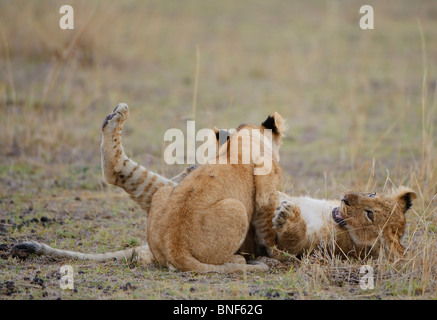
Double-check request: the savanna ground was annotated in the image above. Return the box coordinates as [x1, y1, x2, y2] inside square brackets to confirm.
[0, 0, 436, 300]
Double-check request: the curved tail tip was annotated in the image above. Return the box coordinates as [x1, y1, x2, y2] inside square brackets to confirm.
[10, 241, 40, 259]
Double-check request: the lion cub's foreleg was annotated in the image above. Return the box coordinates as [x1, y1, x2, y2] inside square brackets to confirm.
[252, 168, 281, 257]
[101, 103, 175, 212]
[273, 200, 309, 255]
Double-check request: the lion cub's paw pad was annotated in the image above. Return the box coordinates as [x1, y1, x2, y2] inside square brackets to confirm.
[113, 103, 129, 116]
[273, 201, 299, 228]
[102, 103, 129, 130]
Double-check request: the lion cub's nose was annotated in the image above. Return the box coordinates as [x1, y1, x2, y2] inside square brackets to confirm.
[342, 193, 358, 206]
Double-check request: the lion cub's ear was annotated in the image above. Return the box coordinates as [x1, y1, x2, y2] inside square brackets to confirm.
[213, 126, 231, 146]
[261, 112, 287, 137]
[213, 126, 220, 142]
[393, 186, 417, 213]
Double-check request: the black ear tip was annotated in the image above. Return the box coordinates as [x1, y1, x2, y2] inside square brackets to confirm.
[261, 115, 278, 135]
[216, 129, 230, 146]
[404, 194, 413, 211]
[399, 191, 416, 212]
[261, 115, 274, 126]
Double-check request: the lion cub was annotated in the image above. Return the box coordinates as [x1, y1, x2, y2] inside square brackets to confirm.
[147, 113, 286, 272]
[273, 187, 416, 260]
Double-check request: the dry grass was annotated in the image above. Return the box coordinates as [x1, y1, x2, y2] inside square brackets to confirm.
[0, 0, 436, 299]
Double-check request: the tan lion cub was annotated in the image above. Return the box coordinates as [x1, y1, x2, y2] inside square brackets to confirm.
[147, 113, 286, 273]
[273, 187, 416, 260]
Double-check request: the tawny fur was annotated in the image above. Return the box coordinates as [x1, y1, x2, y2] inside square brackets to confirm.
[273, 187, 416, 260]
[146, 113, 285, 272]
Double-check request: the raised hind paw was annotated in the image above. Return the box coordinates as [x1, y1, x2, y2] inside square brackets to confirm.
[102, 103, 129, 132]
[272, 200, 301, 230]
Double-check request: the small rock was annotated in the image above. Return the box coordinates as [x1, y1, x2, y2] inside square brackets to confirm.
[5, 281, 15, 290]
[32, 276, 44, 286]
[122, 282, 134, 291]
[40, 216, 50, 223]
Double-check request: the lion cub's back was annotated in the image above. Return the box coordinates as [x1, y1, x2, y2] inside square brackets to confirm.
[148, 163, 258, 268]
[173, 163, 256, 211]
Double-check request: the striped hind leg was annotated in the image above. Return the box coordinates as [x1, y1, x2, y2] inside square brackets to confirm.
[101, 103, 176, 213]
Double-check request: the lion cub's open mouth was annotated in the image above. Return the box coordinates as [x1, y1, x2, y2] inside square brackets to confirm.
[332, 207, 346, 226]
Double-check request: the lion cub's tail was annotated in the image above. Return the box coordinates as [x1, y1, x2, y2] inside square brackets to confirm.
[10, 241, 153, 264]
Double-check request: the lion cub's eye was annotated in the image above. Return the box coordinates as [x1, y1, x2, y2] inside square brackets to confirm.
[365, 210, 374, 222]
[369, 193, 376, 198]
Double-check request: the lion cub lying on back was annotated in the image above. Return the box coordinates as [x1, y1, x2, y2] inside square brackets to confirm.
[272, 187, 416, 260]
[147, 113, 286, 273]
